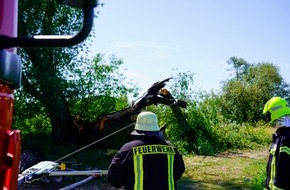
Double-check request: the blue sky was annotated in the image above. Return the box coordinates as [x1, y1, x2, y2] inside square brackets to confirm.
[91, 0, 290, 93]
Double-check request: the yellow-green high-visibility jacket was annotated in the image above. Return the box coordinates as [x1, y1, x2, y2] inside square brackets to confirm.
[265, 127, 290, 190]
[107, 136, 185, 190]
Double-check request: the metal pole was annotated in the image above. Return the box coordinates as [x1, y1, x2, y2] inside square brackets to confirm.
[59, 175, 97, 190]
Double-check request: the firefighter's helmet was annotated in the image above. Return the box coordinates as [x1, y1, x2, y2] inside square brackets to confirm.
[263, 97, 290, 123]
[134, 111, 160, 131]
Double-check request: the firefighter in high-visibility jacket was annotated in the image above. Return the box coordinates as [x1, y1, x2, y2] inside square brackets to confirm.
[107, 111, 185, 190]
[263, 97, 290, 190]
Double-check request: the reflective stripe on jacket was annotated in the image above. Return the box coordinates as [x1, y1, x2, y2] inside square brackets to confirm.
[132, 144, 176, 190]
[107, 136, 185, 190]
[265, 127, 290, 190]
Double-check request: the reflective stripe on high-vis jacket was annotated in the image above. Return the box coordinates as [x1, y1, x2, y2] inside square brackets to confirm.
[269, 145, 277, 189]
[134, 154, 144, 190]
[133, 145, 176, 190]
[167, 154, 175, 190]
[280, 146, 290, 155]
[268, 145, 290, 190]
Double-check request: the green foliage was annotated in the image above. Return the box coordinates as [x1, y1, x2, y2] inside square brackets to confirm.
[67, 54, 137, 120]
[149, 70, 272, 155]
[150, 102, 217, 155]
[14, 114, 51, 135]
[14, 88, 44, 121]
[213, 123, 271, 151]
[156, 71, 218, 155]
[184, 102, 218, 155]
[219, 57, 290, 123]
[197, 91, 225, 125]
[158, 103, 270, 155]
[159, 59, 288, 156]
[69, 96, 128, 120]
[168, 69, 195, 100]
[13, 113, 53, 149]
[247, 170, 266, 190]
[71, 54, 139, 100]
[226, 57, 251, 80]
[17, 0, 91, 143]
[16, 1, 139, 144]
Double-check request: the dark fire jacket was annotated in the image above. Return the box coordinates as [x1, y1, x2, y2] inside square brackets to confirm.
[107, 135, 185, 190]
[265, 127, 290, 190]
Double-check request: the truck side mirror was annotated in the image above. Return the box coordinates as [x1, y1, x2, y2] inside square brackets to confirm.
[0, 50, 21, 89]
[0, 0, 98, 49]
[58, 0, 98, 8]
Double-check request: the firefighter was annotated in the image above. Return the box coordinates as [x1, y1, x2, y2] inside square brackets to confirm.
[107, 111, 185, 190]
[263, 97, 290, 190]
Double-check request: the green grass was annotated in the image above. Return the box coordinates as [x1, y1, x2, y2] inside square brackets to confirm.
[178, 147, 268, 190]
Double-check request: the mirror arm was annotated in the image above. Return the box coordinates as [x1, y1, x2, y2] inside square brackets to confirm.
[0, 6, 94, 48]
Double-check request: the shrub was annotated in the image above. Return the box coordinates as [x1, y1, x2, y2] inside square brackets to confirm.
[213, 123, 271, 151]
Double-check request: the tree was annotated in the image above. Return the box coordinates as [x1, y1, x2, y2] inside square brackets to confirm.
[226, 57, 251, 81]
[15, 1, 188, 147]
[17, 1, 81, 144]
[15, 1, 139, 144]
[14, 52, 137, 145]
[219, 57, 290, 123]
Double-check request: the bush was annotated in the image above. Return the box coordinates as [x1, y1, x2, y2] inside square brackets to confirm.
[151, 102, 271, 156]
[151, 103, 219, 155]
[214, 123, 271, 151]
